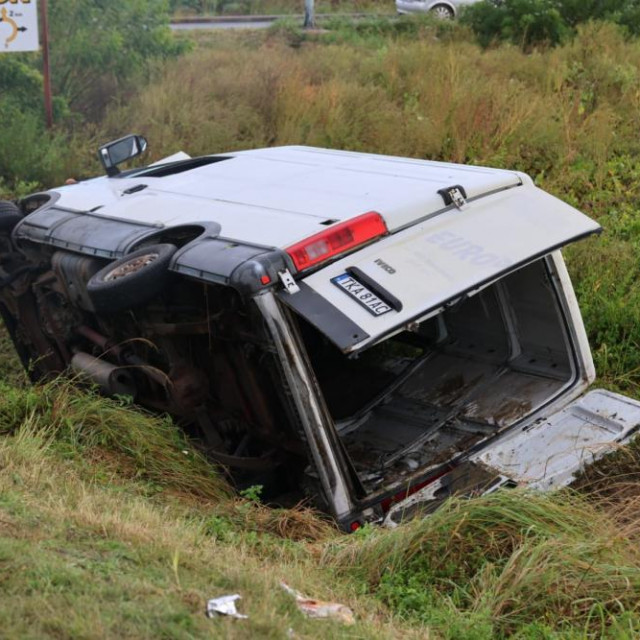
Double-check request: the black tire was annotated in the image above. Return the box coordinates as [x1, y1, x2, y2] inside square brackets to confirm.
[86, 243, 177, 314]
[0, 200, 23, 234]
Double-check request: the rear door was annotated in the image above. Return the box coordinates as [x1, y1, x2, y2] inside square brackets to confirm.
[473, 389, 640, 490]
[278, 185, 600, 353]
[383, 389, 640, 524]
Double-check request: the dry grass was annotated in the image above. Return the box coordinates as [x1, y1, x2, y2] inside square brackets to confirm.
[0, 377, 336, 543]
[0, 379, 233, 503]
[0, 425, 421, 639]
[105, 22, 640, 178]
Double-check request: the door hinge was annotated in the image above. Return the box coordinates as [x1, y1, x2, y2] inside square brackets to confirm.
[278, 269, 300, 294]
[438, 185, 468, 210]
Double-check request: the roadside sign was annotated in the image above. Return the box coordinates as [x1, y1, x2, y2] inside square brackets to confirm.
[0, 0, 39, 52]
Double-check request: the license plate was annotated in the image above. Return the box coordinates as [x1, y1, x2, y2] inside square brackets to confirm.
[331, 273, 393, 316]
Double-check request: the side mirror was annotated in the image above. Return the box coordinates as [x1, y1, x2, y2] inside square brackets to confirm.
[98, 134, 148, 177]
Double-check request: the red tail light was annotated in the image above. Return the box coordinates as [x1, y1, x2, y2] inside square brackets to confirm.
[286, 212, 388, 272]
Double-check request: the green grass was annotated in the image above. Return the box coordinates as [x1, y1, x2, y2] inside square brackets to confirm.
[327, 490, 640, 638]
[0, 419, 402, 638]
[0, 377, 421, 638]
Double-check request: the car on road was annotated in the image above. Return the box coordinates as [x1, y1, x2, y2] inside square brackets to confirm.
[1, 137, 639, 531]
[396, 0, 481, 19]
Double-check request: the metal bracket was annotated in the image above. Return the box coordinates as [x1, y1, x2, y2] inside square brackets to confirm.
[437, 185, 468, 210]
[278, 268, 300, 294]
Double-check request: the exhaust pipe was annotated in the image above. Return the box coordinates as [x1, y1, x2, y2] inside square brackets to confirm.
[71, 352, 137, 398]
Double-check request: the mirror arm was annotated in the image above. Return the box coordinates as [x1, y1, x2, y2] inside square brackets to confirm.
[100, 148, 120, 177]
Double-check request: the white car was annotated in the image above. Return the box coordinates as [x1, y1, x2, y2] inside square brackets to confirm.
[0, 137, 639, 531]
[396, 0, 482, 19]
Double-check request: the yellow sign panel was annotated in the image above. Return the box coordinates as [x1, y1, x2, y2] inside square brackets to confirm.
[0, 0, 38, 53]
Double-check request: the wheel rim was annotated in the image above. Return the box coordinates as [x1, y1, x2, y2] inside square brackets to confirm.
[104, 253, 159, 282]
[431, 5, 453, 19]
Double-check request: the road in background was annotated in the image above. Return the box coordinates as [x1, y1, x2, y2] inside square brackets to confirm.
[170, 13, 383, 30]
[171, 17, 278, 30]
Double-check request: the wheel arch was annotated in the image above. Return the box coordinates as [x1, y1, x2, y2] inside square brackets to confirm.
[126, 223, 211, 253]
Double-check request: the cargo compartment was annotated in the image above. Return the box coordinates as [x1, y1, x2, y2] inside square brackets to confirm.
[297, 256, 578, 491]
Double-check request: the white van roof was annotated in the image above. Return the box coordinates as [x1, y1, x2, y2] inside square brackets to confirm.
[49, 146, 526, 248]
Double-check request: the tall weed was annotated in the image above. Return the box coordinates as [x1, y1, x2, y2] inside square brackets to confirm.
[0, 379, 232, 501]
[327, 490, 640, 637]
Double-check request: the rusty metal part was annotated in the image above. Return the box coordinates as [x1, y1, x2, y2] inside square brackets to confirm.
[169, 362, 209, 411]
[71, 351, 137, 397]
[15, 289, 65, 375]
[76, 324, 169, 387]
[137, 320, 211, 336]
[104, 252, 158, 281]
[203, 446, 279, 471]
[31, 273, 76, 362]
[194, 405, 225, 449]
[76, 324, 118, 354]
[51, 251, 104, 311]
[225, 343, 278, 439]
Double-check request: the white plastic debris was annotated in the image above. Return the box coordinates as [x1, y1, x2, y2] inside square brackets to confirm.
[280, 582, 355, 625]
[206, 594, 248, 619]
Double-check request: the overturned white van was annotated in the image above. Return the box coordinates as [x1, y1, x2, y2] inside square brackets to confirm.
[0, 139, 638, 530]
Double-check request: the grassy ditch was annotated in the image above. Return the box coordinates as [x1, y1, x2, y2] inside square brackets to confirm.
[0, 376, 331, 543]
[327, 491, 640, 638]
[0, 382, 411, 639]
[2, 377, 640, 637]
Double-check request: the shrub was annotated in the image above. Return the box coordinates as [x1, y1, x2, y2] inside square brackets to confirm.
[618, 1, 640, 36]
[462, 0, 640, 49]
[461, 0, 570, 49]
[0, 57, 72, 189]
[50, 0, 191, 116]
[0, 0, 188, 189]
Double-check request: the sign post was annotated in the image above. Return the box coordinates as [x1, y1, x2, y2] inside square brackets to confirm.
[0, 0, 52, 129]
[40, 0, 53, 129]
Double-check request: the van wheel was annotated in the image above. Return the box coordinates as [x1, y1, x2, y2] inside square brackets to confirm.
[86, 243, 177, 314]
[0, 201, 23, 234]
[430, 4, 454, 19]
